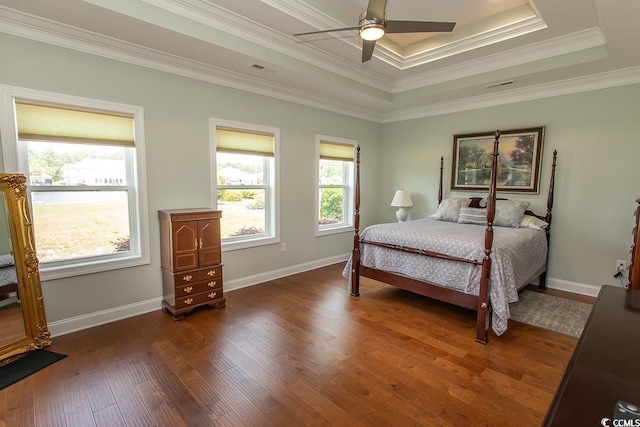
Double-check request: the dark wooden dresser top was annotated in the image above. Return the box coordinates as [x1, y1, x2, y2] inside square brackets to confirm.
[544, 285, 640, 426]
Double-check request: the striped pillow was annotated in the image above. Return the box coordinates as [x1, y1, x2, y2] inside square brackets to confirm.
[458, 207, 487, 225]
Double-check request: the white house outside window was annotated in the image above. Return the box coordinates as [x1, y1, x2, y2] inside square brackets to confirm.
[0, 86, 150, 280]
[316, 136, 355, 235]
[212, 119, 279, 250]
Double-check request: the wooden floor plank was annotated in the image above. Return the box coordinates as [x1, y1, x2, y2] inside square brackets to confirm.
[251, 373, 321, 426]
[33, 383, 67, 427]
[93, 404, 126, 427]
[2, 377, 34, 427]
[58, 376, 97, 427]
[287, 378, 368, 427]
[0, 263, 578, 426]
[135, 379, 189, 427]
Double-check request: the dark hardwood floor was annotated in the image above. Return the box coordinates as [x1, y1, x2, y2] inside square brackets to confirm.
[0, 263, 580, 426]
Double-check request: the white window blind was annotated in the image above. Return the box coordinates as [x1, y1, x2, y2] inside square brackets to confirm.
[319, 140, 354, 161]
[15, 99, 135, 147]
[216, 126, 273, 156]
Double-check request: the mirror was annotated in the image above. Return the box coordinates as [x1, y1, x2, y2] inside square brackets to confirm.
[0, 173, 50, 366]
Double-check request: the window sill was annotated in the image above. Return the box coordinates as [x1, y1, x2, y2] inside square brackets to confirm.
[222, 236, 279, 252]
[315, 225, 354, 237]
[39, 253, 150, 281]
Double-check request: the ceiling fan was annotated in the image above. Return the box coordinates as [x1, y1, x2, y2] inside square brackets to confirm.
[294, 0, 456, 63]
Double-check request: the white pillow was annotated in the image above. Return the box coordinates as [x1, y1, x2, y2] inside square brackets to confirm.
[520, 214, 549, 230]
[458, 207, 488, 225]
[430, 198, 472, 222]
[494, 200, 530, 228]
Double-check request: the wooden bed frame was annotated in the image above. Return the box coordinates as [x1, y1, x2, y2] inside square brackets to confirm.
[349, 130, 558, 344]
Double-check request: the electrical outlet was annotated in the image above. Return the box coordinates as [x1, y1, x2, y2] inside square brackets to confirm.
[281, 242, 287, 253]
[616, 260, 627, 272]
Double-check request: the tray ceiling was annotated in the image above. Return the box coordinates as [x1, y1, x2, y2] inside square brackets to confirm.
[0, 0, 639, 122]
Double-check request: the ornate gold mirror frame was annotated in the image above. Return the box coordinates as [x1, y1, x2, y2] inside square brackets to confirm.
[0, 173, 50, 365]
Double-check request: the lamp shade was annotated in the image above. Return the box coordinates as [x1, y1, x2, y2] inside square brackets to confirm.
[390, 189, 413, 207]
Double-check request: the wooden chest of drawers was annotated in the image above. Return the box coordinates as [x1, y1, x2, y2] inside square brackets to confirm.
[159, 209, 226, 320]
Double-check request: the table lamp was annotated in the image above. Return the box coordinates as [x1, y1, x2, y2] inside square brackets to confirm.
[391, 189, 413, 222]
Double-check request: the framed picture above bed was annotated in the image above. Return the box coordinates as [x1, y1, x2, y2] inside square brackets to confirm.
[451, 126, 545, 193]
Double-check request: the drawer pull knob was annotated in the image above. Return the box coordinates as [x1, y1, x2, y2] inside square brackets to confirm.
[208, 292, 217, 299]
[184, 298, 193, 305]
[182, 274, 192, 282]
[207, 270, 216, 277]
[208, 281, 216, 288]
[184, 286, 193, 294]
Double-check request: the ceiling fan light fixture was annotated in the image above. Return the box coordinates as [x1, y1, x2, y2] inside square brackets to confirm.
[359, 18, 385, 41]
[295, 1, 456, 63]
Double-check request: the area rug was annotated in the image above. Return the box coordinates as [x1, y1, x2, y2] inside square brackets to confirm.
[509, 290, 593, 338]
[0, 350, 67, 390]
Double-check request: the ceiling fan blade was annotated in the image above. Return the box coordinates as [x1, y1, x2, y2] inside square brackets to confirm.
[294, 26, 360, 36]
[385, 20, 456, 33]
[365, 0, 387, 20]
[362, 39, 376, 62]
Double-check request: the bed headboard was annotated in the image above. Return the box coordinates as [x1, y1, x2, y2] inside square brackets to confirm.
[439, 149, 558, 226]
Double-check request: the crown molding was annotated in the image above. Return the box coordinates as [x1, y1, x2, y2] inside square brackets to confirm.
[260, 0, 352, 33]
[401, 16, 547, 69]
[0, 6, 382, 122]
[372, 14, 547, 70]
[393, 27, 606, 93]
[139, 0, 392, 91]
[0, 6, 636, 125]
[382, 66, 640, 123]
[262, 0, 550, 71]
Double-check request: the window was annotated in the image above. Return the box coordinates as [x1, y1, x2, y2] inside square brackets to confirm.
[211, 119, 279, 250]
[0, 86, 150, 280]
[316, 135, 355, 235]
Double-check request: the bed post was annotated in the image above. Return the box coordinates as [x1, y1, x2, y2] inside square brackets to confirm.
[476, 130, 500, 344]
[538, 149, 557, 289]
[438, 156, 444, 205]
[350, 145, 361, 296]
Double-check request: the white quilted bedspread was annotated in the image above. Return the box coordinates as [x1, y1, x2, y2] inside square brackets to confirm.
[343, 218, 548, 335]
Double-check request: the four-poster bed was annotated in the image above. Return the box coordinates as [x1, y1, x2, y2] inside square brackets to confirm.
[345, 131, 558, 344]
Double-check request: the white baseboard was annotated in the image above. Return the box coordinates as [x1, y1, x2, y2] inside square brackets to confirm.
[48, 297, 163, 337]
[545, 277, 602, 297]
[54, 255, 604, 336]
[47, 254, 350, 337]
[223, 253, 349, 292]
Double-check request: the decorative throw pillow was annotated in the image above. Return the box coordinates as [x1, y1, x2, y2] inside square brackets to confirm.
[520, 214, 549, 230]
[458, 207, 488, 225]
[430, 198, 472, 222]
[494, 200, 530, 228]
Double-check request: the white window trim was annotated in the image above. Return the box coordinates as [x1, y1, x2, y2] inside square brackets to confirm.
[210, 118, 280, 252]
[0, 85, 151, 281]
[315, 134, 356, 237]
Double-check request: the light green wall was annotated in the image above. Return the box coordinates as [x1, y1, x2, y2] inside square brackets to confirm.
[379, 85, 640, 287]
[0, 34, 381, 322]
[1, 32, 637, 323]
